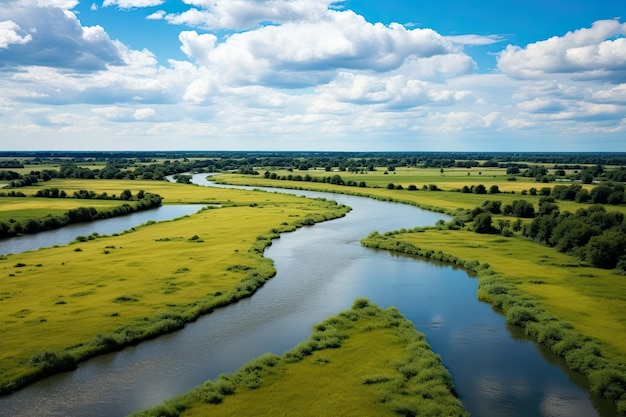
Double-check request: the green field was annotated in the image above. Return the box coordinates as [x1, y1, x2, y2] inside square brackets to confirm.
[132, 300, 468, 417]
[0, 180, 349, 393]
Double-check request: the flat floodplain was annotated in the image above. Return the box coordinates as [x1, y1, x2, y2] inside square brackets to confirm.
[0, 180, 349, 393]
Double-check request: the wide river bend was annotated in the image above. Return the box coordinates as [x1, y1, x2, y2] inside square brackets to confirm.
[0, 174, 617, 417]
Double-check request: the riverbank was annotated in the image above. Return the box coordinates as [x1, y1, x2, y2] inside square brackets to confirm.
[0, 185, 349, 394]
[361, 229, 626, 413]
[131, 299, 468, 417]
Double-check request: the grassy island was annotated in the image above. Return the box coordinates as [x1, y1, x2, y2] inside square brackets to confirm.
[131, 299, 468, 417]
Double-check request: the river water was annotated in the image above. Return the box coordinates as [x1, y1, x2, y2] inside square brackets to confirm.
[0, 205, 207, 256]
[0, 175, 617, 417]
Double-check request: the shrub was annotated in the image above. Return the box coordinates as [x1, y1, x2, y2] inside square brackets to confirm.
[589, 369, 626, 401]
[505, 306, 537, 326]
[352, 298, 370, 309]
[29, 351, 76, 372]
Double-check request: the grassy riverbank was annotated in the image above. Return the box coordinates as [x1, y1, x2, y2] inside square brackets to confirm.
[361, 230, 626, 413]
[131, 299, 468, 417]
[0, 181, 350, 394]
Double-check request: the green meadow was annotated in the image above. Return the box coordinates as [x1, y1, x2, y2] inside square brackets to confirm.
[0, 179, 349, 393]
[132, 299, 468, 417]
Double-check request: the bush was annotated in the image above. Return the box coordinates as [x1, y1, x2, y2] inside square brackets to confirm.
[505, 306, 537, 326]
[589, 369, 626, 401]
[352, 298, 370, 309]
[29, 351, 76, 372]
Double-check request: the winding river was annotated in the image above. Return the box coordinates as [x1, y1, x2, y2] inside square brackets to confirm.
[0, 175, 618, 417]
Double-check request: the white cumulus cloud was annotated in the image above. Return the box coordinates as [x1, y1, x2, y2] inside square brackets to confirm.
[166, 0, 335, 30]
[0, 20, 32, 48]
[176, 9, 465, 93]
[0, 6, 123, 70]
[498, 19, 626, 82]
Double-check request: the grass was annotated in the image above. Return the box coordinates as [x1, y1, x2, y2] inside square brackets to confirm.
[361, 229, 626, 412]
[0, 181, 349, 393]
[131, 299, 468, 417]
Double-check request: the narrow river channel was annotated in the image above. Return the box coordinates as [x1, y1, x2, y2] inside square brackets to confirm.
[0, 175, 618, 417]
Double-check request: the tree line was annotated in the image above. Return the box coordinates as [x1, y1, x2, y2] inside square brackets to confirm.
[0, 191, 162, 239]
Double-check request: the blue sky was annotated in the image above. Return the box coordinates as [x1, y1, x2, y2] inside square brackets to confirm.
[0, 0, 625, 151]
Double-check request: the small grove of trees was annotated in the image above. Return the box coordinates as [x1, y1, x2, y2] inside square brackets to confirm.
[524, 199, 625, 269]
[550, 183, 625, 205]
[33, 188, 139, 201]
[459, 184, 500, 195]
[463, 196, 626, 269]
[263, 172, 366, 188]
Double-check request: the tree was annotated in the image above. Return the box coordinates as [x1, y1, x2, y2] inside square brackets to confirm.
[473, 184, 487, 194]
[473, 213, 496, 234]
[590, 186, 612, 204]
[482, 200, 502, 214]
[503, 200, 535, 218]
[585, 230, 626, 269]
[489, 185, 500, 194]
[120, 189, 133, 201]
[551, 219, 598, 252]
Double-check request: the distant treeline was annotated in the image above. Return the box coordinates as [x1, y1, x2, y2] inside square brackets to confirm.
[2, 150, 626, 165]
[0, 192, 162, 239]
[2, 153, 626, 186]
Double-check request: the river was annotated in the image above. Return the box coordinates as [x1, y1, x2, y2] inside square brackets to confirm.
[0, 175, 617, 417]
[0, 205, 207, 256]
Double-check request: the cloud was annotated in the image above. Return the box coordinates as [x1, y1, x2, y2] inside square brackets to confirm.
[318, 71, 470, 110]
[92, 106, 157, 121]
[446, 34, 506, 46]
[0, 6, 123, 70]
[498, 19, 626, 82]
[133, 107, 156, 119]
[146, 10, 166, 20]
[4, 44, 182, 106]
[177, 9, 464, 91]
[517, 98, 567, 113]
[165, 0, 335, 30]
[2, 0, 80, 9]
[0, 20, 32, 48]
[102, 0, 165, 9]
